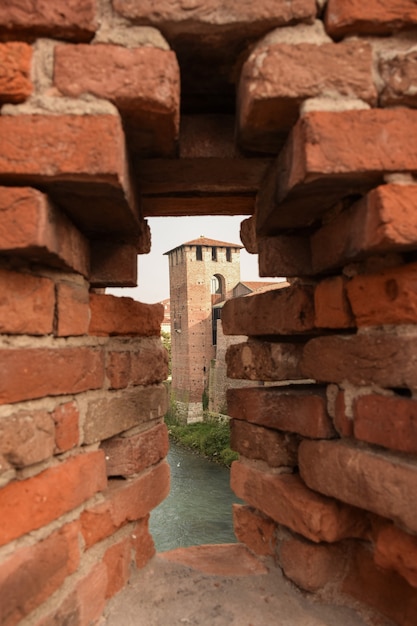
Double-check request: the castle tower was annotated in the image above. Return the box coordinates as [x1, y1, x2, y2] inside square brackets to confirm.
[164, 237, 242, 423]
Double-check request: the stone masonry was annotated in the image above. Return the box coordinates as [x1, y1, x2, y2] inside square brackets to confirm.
[1, 1, 417, 625]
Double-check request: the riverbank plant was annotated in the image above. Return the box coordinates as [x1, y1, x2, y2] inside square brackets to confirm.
[166, 413, 239, 467]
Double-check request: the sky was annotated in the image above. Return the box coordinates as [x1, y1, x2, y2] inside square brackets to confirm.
[107, 215, 280, 304]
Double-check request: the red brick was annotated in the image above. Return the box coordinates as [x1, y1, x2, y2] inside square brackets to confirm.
[0, 187, 89, 276]
[374, 523, 417, 588]
[226, 339, 304, 381]
[132, 516, 156, 569]
[258, 235, 312, 277]
[334, 390, 354, 437]
[279, 535, 346, 593]
[239, 40, 376, 152]
[89, 293, 163, 336]
[353, 394, 417, 454]
[342, 544, 417, 626]
[56, 281, 90, 337]
[231, 461, 367, 543]
[0, 451, 106, 546]
[0, 347, 104, 405]
[54, 44, 180, 157]
[0, 42, 32, 104]
[222, 284, 315, 336]
[233, 504, 277, 557]
[83, 385, 168, 444]
[347, 262, 417, 326]
[380, 50, 417, 107]
[52, 401, 80, 452]
[325, 0, 417, 37]
[0, 522, 80, 626]
[299, 439, 417, 535]
[101, 423, 169, 477]
[113, 0, 317, 33]
[73, 562, 107, 626]
[230, 419, 299, 467]
[227, 386, 336, 439]
[311, 185, 417, 273]
[314, 276, 354, 329]
[80, 462, 169, 548]
[90, 240, 138, 288]
[0, 269, 54, 335]
[0, 115, 139, 238]
[0, 409, 54, 468]
[103, 536, 132, 599]
[106, 341, 169, 390]
[0, 0, 97, 41]
[301, 334, 417, 388]
[257, 109, 417, 234]
[160, 544, 268, 577]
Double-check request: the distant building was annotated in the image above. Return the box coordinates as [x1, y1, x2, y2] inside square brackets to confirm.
[164, 236, 284, 422]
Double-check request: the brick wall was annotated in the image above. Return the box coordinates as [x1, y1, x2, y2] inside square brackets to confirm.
[223, 2, 417, 623]
[2, 0, 417, 624]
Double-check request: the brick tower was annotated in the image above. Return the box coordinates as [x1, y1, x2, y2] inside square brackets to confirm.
[165, 237, 242, 423]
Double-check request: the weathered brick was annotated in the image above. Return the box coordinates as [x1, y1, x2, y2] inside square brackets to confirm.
[0, 115, 139, 238]
[0, 187, 89, 276]
[311, 185, 417, 273]
[0, 0, 97, 41]
[0, 42, 32, 104]
[230, 419, 299, 467]
[239, 40, 376, 152]
[240, 216, 258, 254]
[0, 269, 55, 335]
[257, 109, 417, 234]
[0, 347, 104, 405]
[226, 339, 304, 381]
[227, 386, 336, 439]
[72, 562, 107, 626]
[103, 536, 132, 599]
[56, 281, 90, 337]
[101, 423, 169, 477]
[0, 451, 106, 545]
[279, 534, 347, 593]
[52, 401, 80, 453]
[106, 341, 169, 390]
[132, 516, 156, 569]
[90, 240, 138, 288]
[374, 523, 417, 588]
[113, 0, 317, 35]
[0, 523, 80, 626]
[301, 334, 417, 388]
[89, 294, 163, 337]
[231, 461, 368, 543]
[233, 504, 277, 557]
[0, 409, 55, 468]
[347, 262, 417, 326]
[353, 394, 417, 454]
[83, 385, 167, 444]
[80, 462, 169, 548]
[258, 235, 312, 277]
[334, 389, 354, 438]
[315, 276, 354, 329]
[342, 544, 417, 626]
[379, 50, 417, 108]
[299, 439, 417, 535]
[222, 284, 315, 336]
[54, 44, 180, 157]
[325, 0, 417, 37]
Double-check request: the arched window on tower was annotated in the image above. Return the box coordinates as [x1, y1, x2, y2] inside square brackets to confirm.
[211, 274, 225, 305]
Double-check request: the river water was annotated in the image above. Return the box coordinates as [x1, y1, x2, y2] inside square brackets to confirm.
[149, 441, 241, 552]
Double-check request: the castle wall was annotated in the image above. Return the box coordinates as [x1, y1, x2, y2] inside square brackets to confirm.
[1, 0, 417, 624]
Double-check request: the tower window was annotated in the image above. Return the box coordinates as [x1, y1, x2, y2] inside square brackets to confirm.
[212, 247, 217, 261]
[226, 248, 231, 262]
[196, 245, 202, 261]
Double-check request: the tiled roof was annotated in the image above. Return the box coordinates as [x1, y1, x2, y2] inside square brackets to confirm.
[164, 236, 242, 255]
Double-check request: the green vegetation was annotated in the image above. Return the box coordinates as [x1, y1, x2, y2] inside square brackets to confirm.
[166, 413, 239, 468]
[160, 331, 172, 377]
